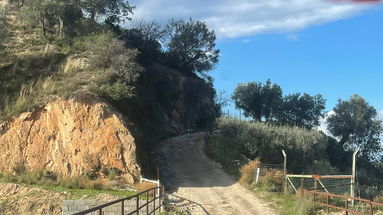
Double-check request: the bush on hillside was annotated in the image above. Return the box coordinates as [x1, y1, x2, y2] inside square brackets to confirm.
[214, 117, 328, 174]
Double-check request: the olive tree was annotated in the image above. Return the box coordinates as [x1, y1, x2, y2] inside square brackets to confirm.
[277, 93, 326, 128]
[232, 80, 282, 121]
[327, 94, 383, 161]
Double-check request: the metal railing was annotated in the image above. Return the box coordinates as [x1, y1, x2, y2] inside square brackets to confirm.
[73, 186, 165, 215]
[302, 189, 383, 215]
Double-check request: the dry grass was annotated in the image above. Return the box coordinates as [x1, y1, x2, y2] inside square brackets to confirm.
[134, 182, 158, 195]
[239, 159, 260, 186]
[239, 159, 284, 193]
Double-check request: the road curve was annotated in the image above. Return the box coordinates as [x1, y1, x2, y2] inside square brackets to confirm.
[158, 132, 278, 215]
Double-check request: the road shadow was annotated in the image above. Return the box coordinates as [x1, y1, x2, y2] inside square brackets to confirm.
[157, 133, 236, 190]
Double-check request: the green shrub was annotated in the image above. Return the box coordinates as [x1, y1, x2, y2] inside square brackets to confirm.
[214, 117, 329, 174]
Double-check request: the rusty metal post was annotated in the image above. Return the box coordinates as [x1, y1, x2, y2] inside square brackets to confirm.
[121, 200, 124, 215]
[146, 192, 149, 215]
[136, 195, 140, 215]
[98, 208, 102, 215]
[326, 194, 329, 214]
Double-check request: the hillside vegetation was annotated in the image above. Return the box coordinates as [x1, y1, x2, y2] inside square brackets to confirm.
[207, 117, 383, 200]
[0, 0, 220, 178]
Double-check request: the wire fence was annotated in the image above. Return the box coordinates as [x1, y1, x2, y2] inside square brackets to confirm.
[286, 175, 353, 195]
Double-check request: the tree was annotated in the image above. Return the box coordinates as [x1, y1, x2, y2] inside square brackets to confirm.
[121, 21, 165, 63]
[164, 18, 220, 76]
[278, 93, 325, 128]
[327, 94, 382, 161]
[79, 0, 134, 24]
[20, 0, 81, 37]
[232, 80, 282, 121]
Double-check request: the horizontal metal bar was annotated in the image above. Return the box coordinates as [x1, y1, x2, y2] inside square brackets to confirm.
[148, 204, 164, 215]
[73, 186, 164, 215]
[305, 189, 383, 207]
[286, 174, 352, 179]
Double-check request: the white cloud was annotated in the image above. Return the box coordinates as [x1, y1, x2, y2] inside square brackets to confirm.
[285, 33, 300, 41]
[129, 0, 376, 38]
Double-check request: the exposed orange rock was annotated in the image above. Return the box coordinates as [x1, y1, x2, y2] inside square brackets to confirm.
[0, 93, 140, 184]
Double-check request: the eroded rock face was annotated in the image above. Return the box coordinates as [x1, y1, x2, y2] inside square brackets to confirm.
[0, 94, 140, 184]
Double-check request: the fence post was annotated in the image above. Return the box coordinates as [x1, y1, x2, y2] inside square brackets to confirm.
[160, 186, 164, 212]
[153, 188, 156, 215]
[282, 150, 287, 193]
[369, 202, 373, 215]
[345, 198, 348, 215]
[255, 167, 260, 184]
[146, 192, 149, 215]
[98, 208, 102, 215]
[351, 148, 360, 205]
[136, 195, 140, 215]
[121, 200, 124, 215]
[326, 194, 329, 214]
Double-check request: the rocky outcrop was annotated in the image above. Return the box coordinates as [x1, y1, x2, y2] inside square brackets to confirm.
[0, 93, 140, 183]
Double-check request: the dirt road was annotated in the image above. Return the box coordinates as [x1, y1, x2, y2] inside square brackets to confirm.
[158, 132, 278, 215]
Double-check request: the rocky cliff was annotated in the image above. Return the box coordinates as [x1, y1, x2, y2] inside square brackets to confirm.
[0, 93, 140, 184]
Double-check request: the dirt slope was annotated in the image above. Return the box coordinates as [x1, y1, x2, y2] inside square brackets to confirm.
[158, 132, 278, 215]
[0, 93, 140, 183]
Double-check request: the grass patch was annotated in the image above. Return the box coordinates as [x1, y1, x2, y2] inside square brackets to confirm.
[252, 186, 319, 215]
[0, 170, 136, 199]
[28, 184, 135, 199]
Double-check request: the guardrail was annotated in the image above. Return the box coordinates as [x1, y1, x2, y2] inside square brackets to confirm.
[302, 189, 383, 215]
[73, 186, 165, 215]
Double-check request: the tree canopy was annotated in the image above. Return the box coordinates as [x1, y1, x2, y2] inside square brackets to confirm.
[79, 0, 134, 24]
[277, 93, 325, 128]
[164, 19, 220, 76]
[232, 80, 282, 121]
[327, 94, 382, 161]
[232, 80, 326, 128]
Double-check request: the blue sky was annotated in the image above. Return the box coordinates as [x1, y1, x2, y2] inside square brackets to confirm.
[130, 0, 383, 116]
[212, 4, 383, 115]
